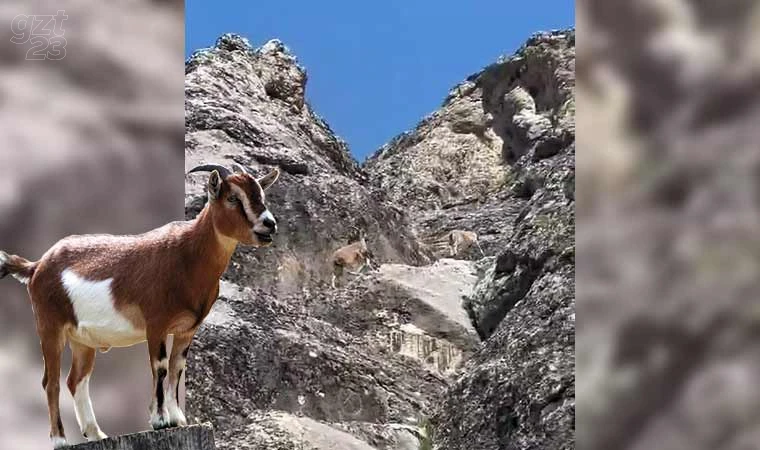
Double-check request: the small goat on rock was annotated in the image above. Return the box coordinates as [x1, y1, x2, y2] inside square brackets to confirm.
[448, 230, 484, 258]
[330, 228, 374, 288]
[0, 163, 279, 449]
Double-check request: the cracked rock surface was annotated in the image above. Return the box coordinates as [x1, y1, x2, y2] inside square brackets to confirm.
[185, 29, 575, 450]
[363, 29, 575, 449]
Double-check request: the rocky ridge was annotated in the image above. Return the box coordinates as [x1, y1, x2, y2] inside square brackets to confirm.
[363, 29, 575, 449]
[184, 29, 575, 450]
[365, 30, 574, 259]
[185, 34, 429, 294]
[184, 34, 480, 450]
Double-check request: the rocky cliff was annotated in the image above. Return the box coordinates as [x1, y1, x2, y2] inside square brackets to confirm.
[365, 30, 575, 450]
[184, 34, 478, 450]
[185, 35, 431, 293]
[364, 31, 574, 260]
[184, 29, 574, 450]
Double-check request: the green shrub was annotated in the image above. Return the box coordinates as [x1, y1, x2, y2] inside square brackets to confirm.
[418, 417, 434, 450]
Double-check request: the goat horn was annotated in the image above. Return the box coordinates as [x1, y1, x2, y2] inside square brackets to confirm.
[231, 163, 249, 175]
[187, 164, 232, 179]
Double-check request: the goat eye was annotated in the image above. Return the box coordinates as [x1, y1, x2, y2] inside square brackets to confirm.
[227, 195, 238, 203]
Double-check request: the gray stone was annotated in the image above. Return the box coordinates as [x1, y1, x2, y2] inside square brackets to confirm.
[67, 425, 215, 450]
[184, 28, 575, 450]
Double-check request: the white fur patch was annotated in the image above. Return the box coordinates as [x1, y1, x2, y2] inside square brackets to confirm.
[61, 269, 145, 348]
[166, 390, 187, 426]
[73, 375, 107, 441]
[259, 210, 275, 225]
[230, 184, 257, 225]
[11, 273, 30, 284]
[50, 436, 67, 449]
[253, 208, 276, 235]
[150, 409, 171, 430]
[0, 252, 30, 284]
[153, 358, 169, 371]
[231, 184, 276, 234]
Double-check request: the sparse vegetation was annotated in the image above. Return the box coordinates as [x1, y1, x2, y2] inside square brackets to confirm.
[532, 214, 553, 231]
[418, 417, 435, 450]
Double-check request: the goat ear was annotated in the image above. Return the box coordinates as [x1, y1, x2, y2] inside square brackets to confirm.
[208, 170, 223, 199]
[258, 167, 280, 191]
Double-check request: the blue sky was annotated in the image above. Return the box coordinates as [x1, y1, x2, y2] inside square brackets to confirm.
[186, 1, 574, 160]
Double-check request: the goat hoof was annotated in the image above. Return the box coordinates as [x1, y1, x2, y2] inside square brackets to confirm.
[152, 421, 172, 431]
[83, 429, 108, 441]
[51, 436, 68, 449]
[150, 415, 173, 431]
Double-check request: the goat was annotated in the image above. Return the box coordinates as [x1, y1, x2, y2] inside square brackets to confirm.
[448, 230, 484, 258]
[0, 163, 279, 448]
[330, 228, 374, 289]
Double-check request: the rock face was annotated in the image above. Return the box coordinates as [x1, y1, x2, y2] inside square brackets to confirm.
[224, 412, 380, 450]
[184, 29, 575, 450]
[365, 30, 574, 260]
[185, 34, 429, 294]
[366, 29, 576, 450]
[184, 34, 479, 450]
[186, 280, 451, 449]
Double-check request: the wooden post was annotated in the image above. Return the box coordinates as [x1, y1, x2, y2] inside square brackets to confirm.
[64, 424, 215, 450]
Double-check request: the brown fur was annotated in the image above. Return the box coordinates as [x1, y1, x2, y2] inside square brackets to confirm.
[0, 251, 37, 281]
[0, 165, 280, 445]
[448, 229, 484, 257]
[330, 232, 373, 288]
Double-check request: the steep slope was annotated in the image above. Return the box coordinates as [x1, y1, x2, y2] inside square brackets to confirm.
[364, 30, 576, 449]
[184, 35, 480, 450]
[184, 29, 575, 450]
[365, 31, 574, 259]
[185, 34, 429, 294]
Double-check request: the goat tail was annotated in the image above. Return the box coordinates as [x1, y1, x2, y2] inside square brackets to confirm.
[0, 251, 37, 284]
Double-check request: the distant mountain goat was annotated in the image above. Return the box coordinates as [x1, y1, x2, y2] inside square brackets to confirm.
[448, 230, 484, 257]
[330, 228, 374, 288]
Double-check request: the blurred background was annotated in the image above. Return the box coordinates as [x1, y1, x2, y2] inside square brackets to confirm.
[0, 0, 184, 447]
[577, 0, 760, 449]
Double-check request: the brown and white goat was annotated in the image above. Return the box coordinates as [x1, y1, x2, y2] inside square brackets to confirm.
[448, 229, 484, 257]
[330, 229, 374, 288]
[0, 163, 279, 448]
